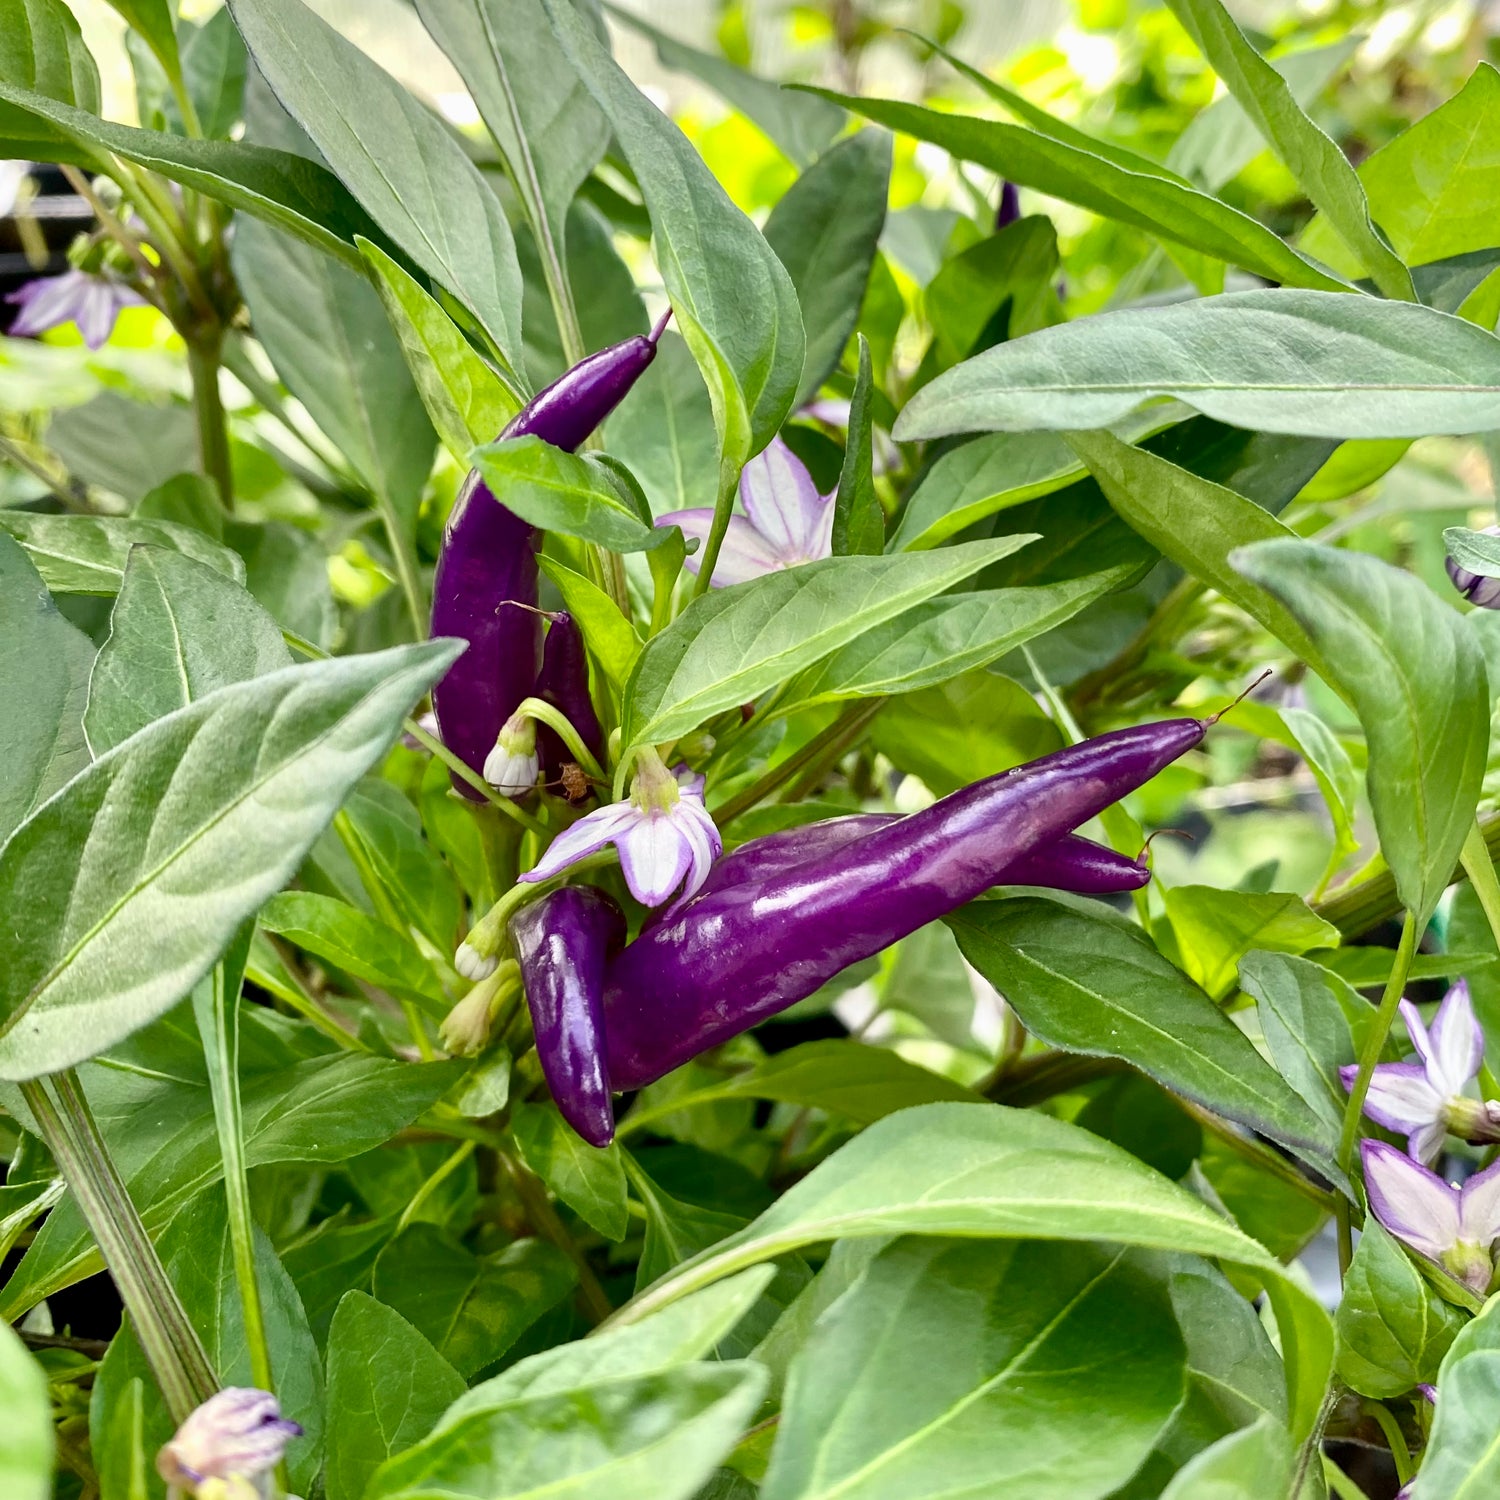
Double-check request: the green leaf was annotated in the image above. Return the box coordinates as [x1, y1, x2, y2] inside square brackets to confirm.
[325, 1292, 466, 1500]
[100, 0, 179, 79]
[359, 236, 519, 463]
[259, 892, 447, 1008]
[0, 511, 244, 595]
[606, 4, 842, 167]
[0, 0, 99, 144]
[0, 80, 385, 270]
[1165, 0, 1414, 300]
[414, 0, 609, 272]
[537, 555, 643, 695]
[619, 1104, 1332, 1445]
[621, 536, 1032, 747]
[543, 0, 804, 458]
[372, 1223, 577, 1378]
[234, 216, 437, 531]
[1302, 63, 1500, 275]
[1160, 886, 1340, 1001]
[48, 392, 198, 505]
[764, 133, 891, 405]
[90, 1183, 324, 1495]
[84, 546, 290, 756]
[1337, 1220, 1465, 1399]
[1064, 428, 1337, 685]
[803, 88, 1348, 293]
[1158, 1417, 1292, 1500]
[226, 518, 337, 653]
[3, 1024, 458, 1315]
[830, 335, 882, 556]
[367, 1361, 766, 1500]
[1446, 526, 1500, 580]
[1168, 38, 1356, 191]
[1239, 952, 1361, 1138]
[603, 331, 717, 517]
[282, 1213, 398, 1347]
[511, 1102, 629, 1242]
[782, 568, 1139, 711]
[1231, 539, 1490, 925]
[0, 531, 94, 845]
[896, 290, 1500, 442]
[0, 1321, 51, 1500]
[948, 897, 1339, 1170]
[626, 1156, 744, 1295]
[471, 436, 667, 552]
[0, 639, 461, 1079]
[1412, 1291, 1500, 1497]
[764, 1238, 1185, 1500]
[136, 472, 225, 541]
[226, 0, 526, 373]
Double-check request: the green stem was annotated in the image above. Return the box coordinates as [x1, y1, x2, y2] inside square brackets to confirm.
[372, 486, 427, 640]
[516, 696, 606, 782]
[404, 718, 551, 837]
[1361, 1400, 1414, 1486]
[1461, 819, 1500, 950]
[187, 337, 234, 509]
[691, 464, 739, 599]
[192, 947, 274, 1395]
[22, 1074, 216, 1421]
[1337, 911, 1420, 1275]
[500, 1149, 612, 1322]
[712, 700, 886, 825]
[396, 1141, 476, 1233]
[1322, 1456, 1372, 1500]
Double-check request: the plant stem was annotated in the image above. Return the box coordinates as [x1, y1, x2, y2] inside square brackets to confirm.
[372, 486, 427, 639]
[712, 700, 886, 825]
[1461, 819, 1500, 951]
[499, 1149, 612, 1322]
[1336, 910, 1420, 1274]
[691, 464, 739, 599]
[192, 946, 274, 1395]
[404, 718, 553, 838]
[396, 1141, 476, 1233]
[187, 336, 234, 509]
[1362, 1401, 1414, 1486]
[516, 696, 606, 782]
[22, 1073, 216, 1421]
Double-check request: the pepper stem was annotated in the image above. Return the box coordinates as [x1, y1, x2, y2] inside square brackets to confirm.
[515, 695, 607, 782]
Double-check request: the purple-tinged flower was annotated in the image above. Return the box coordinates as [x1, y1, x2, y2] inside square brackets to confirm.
[660, 437, 834, 587]
[996, 179, 1021, 230]
[1362, 1140, 1500, 1295]
[1448, 525, 1500, 609]
[156, 1388, 301, 1493]
[1341, 981, 1499, 1164]
[7, 268, 144, 349]
[520, 757, 721, 906]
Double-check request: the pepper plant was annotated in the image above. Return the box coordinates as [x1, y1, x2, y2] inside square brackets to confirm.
[7, 0, 1500, 1496]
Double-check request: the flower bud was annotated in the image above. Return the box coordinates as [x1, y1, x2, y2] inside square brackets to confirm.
[454, 939, 499, 984]
[1444, 1095, 1500, 1145]
[483, 712, 539, 797]
[156, 1388, 301, 1493]
[440, 965, 508, 1055]
[1447, 526, 1500, 609]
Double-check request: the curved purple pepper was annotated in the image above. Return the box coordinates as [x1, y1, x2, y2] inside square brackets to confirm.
[510, 884, 625, 1147]
[601, 717, 1208, 1092]
[430, 311, 671, 797]
[536, 612, 605, 786]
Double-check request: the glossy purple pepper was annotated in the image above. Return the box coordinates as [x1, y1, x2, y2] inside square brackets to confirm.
[996, 180, 1021, 230]
[509, 886, 624, 1147]
[601, 717, 1209, 1092]
[429, 311, 672, 797]
[535, 612, 605, 786]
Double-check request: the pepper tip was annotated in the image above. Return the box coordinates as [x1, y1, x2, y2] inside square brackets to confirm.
[648, 306, 673, 344]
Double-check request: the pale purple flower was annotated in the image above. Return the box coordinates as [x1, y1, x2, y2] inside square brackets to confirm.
[1362, 1140, 1500, 1295]
[1341, 981, 1498, 1164]
[1448, 525, 1500, 609]
[520, 763, 721, 907]
[7, 268, 144, 349]
[156, 1388, 301, 1491]
[660, 437, 834, 587]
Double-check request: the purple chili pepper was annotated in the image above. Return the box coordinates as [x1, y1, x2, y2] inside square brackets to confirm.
[1447, 525, 1500, 609]
[430, 311, 671, 797]
[996, 180, 1021, 231]
[601, 716, 1209, 1093]
[535, 612, 605, 789]
[509, 884, 624, 1147]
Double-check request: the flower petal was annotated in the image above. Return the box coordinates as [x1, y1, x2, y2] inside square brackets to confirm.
[1428, 980, 1485, 1097]
[1400, 998, 1434, 1071]
[662, 511, 786, 586]
[1409, 1118, 1448, 1167]
[1345, 1061, 1445, 1135]
[616, 808, 695, 905]
[520, 801, 639, 884]
[675, 797, 723, 899]
[8, 270, 88, 336]
[1361, 1139, 1460, 1260]
[1460, 1155, 1500, 1247]
[740, 437, 826, 559]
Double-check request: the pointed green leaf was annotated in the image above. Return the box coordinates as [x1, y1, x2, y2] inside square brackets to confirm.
[0, 512, 244, 596]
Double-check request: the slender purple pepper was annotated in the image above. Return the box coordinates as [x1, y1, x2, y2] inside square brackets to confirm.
[601, 717, 1208, 1092]
[535, 612, 605, 787]
[430, 311, 671, 797]
[509, 885, 624, 1147]
[996, 180, 1021, 230]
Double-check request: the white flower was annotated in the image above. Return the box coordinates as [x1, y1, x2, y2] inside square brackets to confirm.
[482, 712, 539, 797]
[0, 160, 31, 220]
[1362, 1140, 1500, 1295]
[660, 437, 834, 587]
[156, 1388, 301, 1493]
[1341, 981, 1499, 1164]
[7, 268, 145, 350]
[520, 760, 721, 906]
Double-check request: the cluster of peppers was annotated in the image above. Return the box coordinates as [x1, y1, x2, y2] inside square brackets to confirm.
[429, 319, 1217, 1147]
